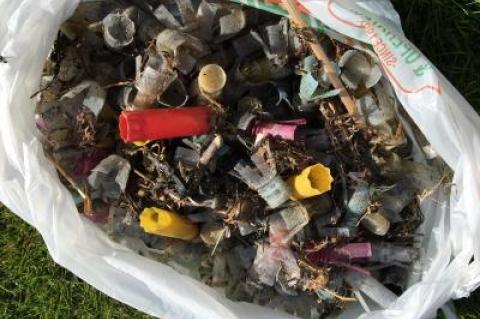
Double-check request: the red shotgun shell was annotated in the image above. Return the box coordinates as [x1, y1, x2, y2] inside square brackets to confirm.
[119, 106, 212, 142]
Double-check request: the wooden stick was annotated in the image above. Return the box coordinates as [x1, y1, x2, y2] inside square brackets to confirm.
[281, 0, 357, 115]
[46, 153, 96, 214]
[323, 288, 357, 302]
[46, 153, 87, 199]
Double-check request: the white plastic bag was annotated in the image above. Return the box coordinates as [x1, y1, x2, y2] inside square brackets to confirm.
[1, 0, 479, 318]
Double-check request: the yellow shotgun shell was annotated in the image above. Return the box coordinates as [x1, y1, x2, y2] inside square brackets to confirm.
[288, 163, 334, 200]
[139, 207, 199, 240]
[198, 64, 227, 96]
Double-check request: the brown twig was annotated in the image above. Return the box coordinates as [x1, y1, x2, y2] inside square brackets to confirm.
[281, 0, 357, 115]
[298, 258, 327, 275]
[30, 75, 57, 99]
[322, 288, 357, 302]
[417, 174, 449, 202]
[102, 80, 134, 89]
[133, 168, 155, 185]
[200, 89, 224, 111]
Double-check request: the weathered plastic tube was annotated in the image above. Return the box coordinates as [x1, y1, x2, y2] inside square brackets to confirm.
[252, 119, 306, 142]
[102, 13, 135, 50]
[344, 271, 397, 309]
[370, 242, 419, 263]
[342, 183, 370, 228]
[140, 207, 198, 240]
[119, 106, 212, 142]
[361, 211, 390, 236]
[307, 243, 372, 264]
[287, 163, 333, 200]
[199, 134, 223, 165]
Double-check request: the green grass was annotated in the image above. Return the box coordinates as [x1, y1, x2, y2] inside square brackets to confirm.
[392, 0, 480, 107]
[1, 0, 480, 318]
[0, 207, 151, 319]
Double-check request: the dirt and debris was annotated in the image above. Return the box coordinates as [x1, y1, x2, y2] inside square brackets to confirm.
[34, 0, 451, 318]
